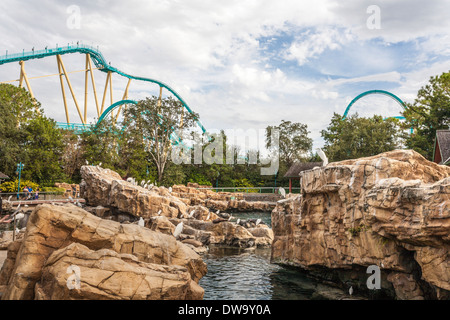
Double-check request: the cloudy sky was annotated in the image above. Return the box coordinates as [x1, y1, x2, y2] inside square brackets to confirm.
[1, 0, 450, 149]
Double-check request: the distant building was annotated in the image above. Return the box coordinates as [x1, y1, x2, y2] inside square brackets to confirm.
[284, 162, 322, 193]
[433, 130, 450, 165]
[0, 172, 9, 182]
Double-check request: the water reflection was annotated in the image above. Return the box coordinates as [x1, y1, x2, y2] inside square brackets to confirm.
[199, 212, 353, 300]
[200, 247, 321, 300]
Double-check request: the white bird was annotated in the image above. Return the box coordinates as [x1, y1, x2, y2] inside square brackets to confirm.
[206, 212, 211, 220]
[138, 217, 145, 227]
[228, 215, 233, 222]
[85, 160, 89, 165]
[189, 210, 196, 218]
[157, 210, 162, 216]
[24, 204, 29, 208]
[143, 184, 148, 189]
[168, 187, 172, 193]
[256, 219, 261, 226]
[141, 180, 146, 187]
[316, 148, 328, 167]
[173, 222, 184, 239]
[15, 213, 25, 221]
[349, 286, 353, 295]
[216, 210, 220, 214]
[98, 162, 102, 167]
[278, 187, 286, 198]
[237, 219, 241, 225]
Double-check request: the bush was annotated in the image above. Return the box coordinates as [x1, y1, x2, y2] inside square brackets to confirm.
[41, 187, 66, 195]
[0, 180, 39, 193]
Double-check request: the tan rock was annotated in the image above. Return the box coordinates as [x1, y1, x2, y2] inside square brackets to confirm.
[34, 243, 203, 300]
[1, 204, 207, 300]
[271, 150, 450, 299]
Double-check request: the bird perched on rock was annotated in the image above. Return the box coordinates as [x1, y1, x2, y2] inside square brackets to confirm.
[316, 148, 328, 167]
[157, 210, 162, 216]
[278, 187, 286, 198]
[206, 212, 211, 221]
[256, 219, 261, 226]
[138, 217, 145, 227]
[189, 210, 196, 218]
[173, 222, 184, 239]
[168, 187, 172, 193]
[236, 219, 241, 225]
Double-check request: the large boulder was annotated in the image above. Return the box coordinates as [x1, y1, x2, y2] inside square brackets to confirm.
[0, 204, 207, 300]
[80, 166, 189, 219]
[34, 243, 203, 300]
[271, 150, 450, 300]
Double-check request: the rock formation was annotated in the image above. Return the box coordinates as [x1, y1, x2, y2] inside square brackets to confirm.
[80, 166, 191, 219]
[172, 184, 275, 212]
[271, 150, 450, 300]
[0, 204, 207, 300]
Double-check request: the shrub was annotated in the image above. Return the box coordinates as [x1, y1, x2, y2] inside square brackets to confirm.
[0, 180, 39, 193]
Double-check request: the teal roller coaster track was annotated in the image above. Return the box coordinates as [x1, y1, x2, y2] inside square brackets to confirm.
[0, 44, 207, 134]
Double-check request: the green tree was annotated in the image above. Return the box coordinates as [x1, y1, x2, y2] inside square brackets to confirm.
[265, 120, 313, 168]
[0, 84, 41, 177]
[123, 96, 199, 184]
[402, 71, 450, 159]
[321, 113, 402, 162]
[21, 116, 66, 185]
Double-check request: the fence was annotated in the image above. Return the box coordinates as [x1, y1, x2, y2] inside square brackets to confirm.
[0, 192, 70, 202]
[197, 187, 301, 194]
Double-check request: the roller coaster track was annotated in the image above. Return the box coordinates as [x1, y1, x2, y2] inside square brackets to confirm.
[342, 89, 407, 120]
[0, 44, 207, 134]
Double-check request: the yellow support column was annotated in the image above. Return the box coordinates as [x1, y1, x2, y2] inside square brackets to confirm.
[101, 71, 111, 115]
[18, 61, 35, 100]
[57, 56, 70, 124]
[84, 54, 89, 124]
[114, 78, 132, 123]
[87, 54, 100, 117]
[57, 55, 85, 125]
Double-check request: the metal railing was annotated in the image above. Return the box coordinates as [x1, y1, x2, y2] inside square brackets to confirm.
[196, 187, 301, 194]
[0, 192, 73, 201]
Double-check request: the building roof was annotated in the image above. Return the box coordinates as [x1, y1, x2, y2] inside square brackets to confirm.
[435, 130, 450, 165]
[0, 172, 9, 180]
[284, 162, 323, 178]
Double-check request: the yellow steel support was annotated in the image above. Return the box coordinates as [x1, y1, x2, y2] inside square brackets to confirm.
[109, 72, 114, 118]
[87, 55, 100, 117]
[114, 78, 132, 123]
[157, 86, 163, 109]
[84, 54, 89, 123]
[101, 71, 112, 115]
[18, 61, 35, 99]
[57, 56, 70, 124]
[57, 55, 85, 125]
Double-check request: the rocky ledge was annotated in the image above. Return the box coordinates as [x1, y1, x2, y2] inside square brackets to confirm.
[271, 150, 450, 300]
[0, 204, 206, 300]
